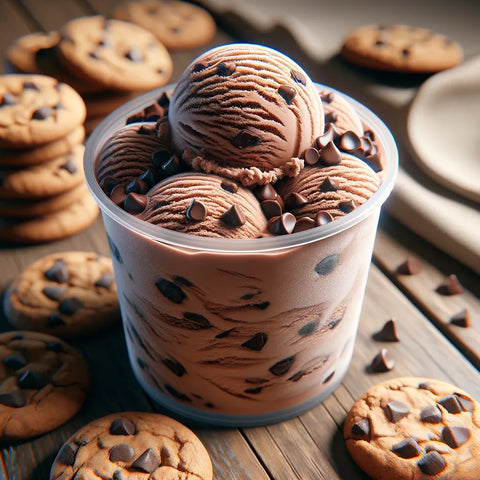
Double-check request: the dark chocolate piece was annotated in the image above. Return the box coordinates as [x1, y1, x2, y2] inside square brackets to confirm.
[392, 437, 420, 458]
[110, 418, 136, 436]
[370, 348, 394, 372]
[385, 400, 410, 423]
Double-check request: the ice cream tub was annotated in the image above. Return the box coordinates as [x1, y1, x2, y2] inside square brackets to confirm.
[85, 70, 397, 427]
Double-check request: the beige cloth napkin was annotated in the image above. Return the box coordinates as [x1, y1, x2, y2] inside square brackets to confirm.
[200, 0, 480, 273]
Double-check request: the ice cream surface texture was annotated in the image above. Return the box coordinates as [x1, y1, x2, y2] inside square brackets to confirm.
[168, 44, 324, 186]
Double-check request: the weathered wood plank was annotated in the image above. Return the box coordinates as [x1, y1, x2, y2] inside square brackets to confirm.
[374, 213, 480, 369]
[243, 264, 480, 479]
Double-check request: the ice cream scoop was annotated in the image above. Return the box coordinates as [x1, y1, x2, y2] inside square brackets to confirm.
[136, 172, 268, 238]
[277, 154, 380, 223]
[168, 43, 324, 187]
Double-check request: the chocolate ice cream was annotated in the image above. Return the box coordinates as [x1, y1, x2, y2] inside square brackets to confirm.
[168, 44, 324, 186]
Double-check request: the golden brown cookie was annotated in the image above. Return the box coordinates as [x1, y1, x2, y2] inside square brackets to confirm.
[344, 377, 480, 479]
[0, 330, 89, 441]
[0, 193, 99, 244]
[0, 125, 84, 167]
[3, 251, 119, 337]
[50, 411, 213, 479]
[340, 24, 463, 73]
[113, 0, 216, 50]
[0, 74, 86, 148]
[0, 144, 85, 200]
[57, 16, 173, 92]
[0, 183, 88, 218]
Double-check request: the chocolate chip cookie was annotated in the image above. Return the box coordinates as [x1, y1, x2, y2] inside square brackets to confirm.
[50, 411, 213, 479]
[113, 0, 217, 50]
[340, 24, 463, 73]
[344, 377, 480, 479]
[0, 74, 86, 148]
[57, 16, 173, 92]
[3, 251, 119, 337]
[0, 330, 89, 441]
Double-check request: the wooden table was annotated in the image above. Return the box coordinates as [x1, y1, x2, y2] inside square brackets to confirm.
[0, 1, 479, 478]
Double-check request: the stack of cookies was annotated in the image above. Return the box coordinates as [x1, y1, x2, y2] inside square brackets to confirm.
[0, 73, 98, 244]
[6, 15, 174, 135]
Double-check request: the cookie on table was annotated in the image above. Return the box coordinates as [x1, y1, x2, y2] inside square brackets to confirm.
[113, 0, 216, 50]
[340, 24, 463, 74]
[0, 330, 89, 441]
[344, 377, 480, 479]
[50, 411, 213, 479]
[3, 251, 119, 337]
[56, 16, 173, 92]
[6, 31, 103, 94]
[0, 183, 88, 218]
[0, 193, 99, 244]
[0, 74, 86, 148]
[0, 125, 84, 167]
[0, 144, 85, 200]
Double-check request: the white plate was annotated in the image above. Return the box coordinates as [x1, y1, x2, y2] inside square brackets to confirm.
[408, 55, 480, 203]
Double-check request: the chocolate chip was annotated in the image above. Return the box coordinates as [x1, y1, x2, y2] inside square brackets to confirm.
[60, 159, 77, 174]
[351, 418, 369, 436]
[182, 312, 212, 329]
[417, 451, 446, 475]
[124, 193, 147, 214]
[151, 150, 171, 168]
[125, 179, 148, 195]
[397, 257, 422, 275]
[290, 69, 306, 85]
[373, 318, 400, 342]
[126, 47, 143, 62]
[298, 321, 317, 335]
[269, 356, 295, 376]
[216, 61, 236, 76]
[155, 278, 186, 303]
[438, 395, 463, 413]
[162, 358, 186, 376]
[443, 425, 471, 448]
[46, 341, 63, 353]
[319, 141, 341, 165]
[304, 147, 320, 165]
[392, 437, 420, 458]
[94, 272, 114, 289]
[316, 126, 336, 149]
[0, 390, 28, 408]
[294, 217, 316, 232]
[131, 448, 160, 473]
[337, 131, 362, 152]
[385, 400, 410, 423]
[450, 308, 471, 328]
[261, 199, 282, 219]
[164, 384, 190, 402]
[109, 444, 135, 462]
[139, 169, 157, 188]
[48, 313, 65, 327]
[285, 192, 308, 210]
[455, 393, 474, 412]
[370, 348, 394, 372]
[17, 370, 44, 389]
[32, 106, 53, 120]
[254, 184, 278, 202]
[3, 352, 27, 371]
[421, 405, 442, 423]
[221, 180, 238, 193]
[321, 92, 334, 103]
[319, 177, 337, 192]
[161, 156, 182, 176]
[59, 297, 83, 315]
[42, 285, 66, 301]
[316, 211, 334, 226]
[157, 92, 170, 107]
[402, 48, 410, 57]
[110, 418, 136, 436]
[364, 153, 383, 172]
[186, 199, 207, 222]
[1, 93, 16, 106]
[23, 81, 39, 90]
[89, 51, 100, 59]
[339, 199, 356, 214]
[242, 333, 268, 351]
[231, 130, 261, 149]
[221, 205, 246, 227]
[192, 62, 208, 73]
[436, 274, 464, 295]
[101, 176, 119, 195]
[56, 442, 77, 466]
[278, 85, 296, 104]
[45, 259, 69, 283]
[314, 254, 338, 275]
[268, 213, 296, 235]
[418, 381, 432, 390]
